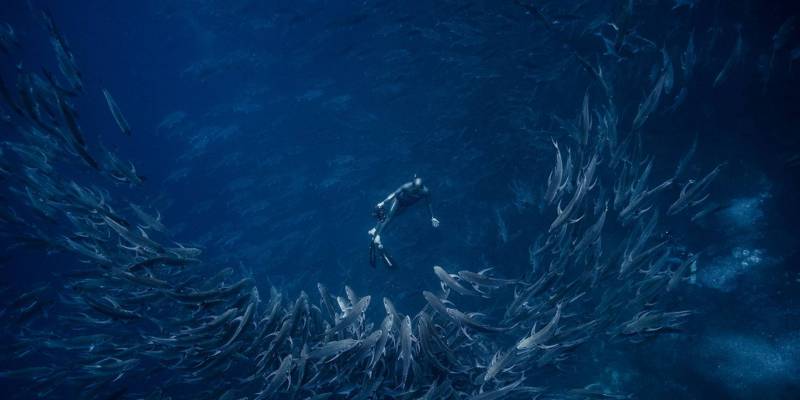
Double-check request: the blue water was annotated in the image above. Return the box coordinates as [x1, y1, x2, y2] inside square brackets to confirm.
[1, 1, 799, 399]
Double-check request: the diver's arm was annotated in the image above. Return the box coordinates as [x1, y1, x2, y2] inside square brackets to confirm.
[379, 183, 411, 206]
[424, 187, 439, 227]
[380, 191, 397, 205]
[426, 197, 435, 219]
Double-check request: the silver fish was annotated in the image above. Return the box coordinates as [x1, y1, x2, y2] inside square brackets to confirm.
[102, 88, 131, 135]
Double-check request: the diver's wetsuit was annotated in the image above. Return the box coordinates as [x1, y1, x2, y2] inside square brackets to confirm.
[369, 178, 437, 269]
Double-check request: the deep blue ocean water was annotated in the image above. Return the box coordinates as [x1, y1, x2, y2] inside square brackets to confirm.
[1, 1, 799, 399]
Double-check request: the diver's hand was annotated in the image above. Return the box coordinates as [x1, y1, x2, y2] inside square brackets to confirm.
[431, 217, 440, 228]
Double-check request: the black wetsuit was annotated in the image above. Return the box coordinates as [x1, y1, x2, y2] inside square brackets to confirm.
[394, 184, 431, 214]
[369, 182, 435, 268]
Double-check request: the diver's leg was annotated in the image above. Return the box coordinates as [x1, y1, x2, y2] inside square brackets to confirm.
[374, 199, 398, 237]
[369, 199, 399, 268]
[381, 248, 397, 269]
[369, 241, 377, 268]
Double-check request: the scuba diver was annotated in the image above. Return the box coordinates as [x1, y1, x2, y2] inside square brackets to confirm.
[369, 175, 439, 268]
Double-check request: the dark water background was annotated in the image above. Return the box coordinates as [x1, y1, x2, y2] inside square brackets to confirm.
[1, 0, 800, 398]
